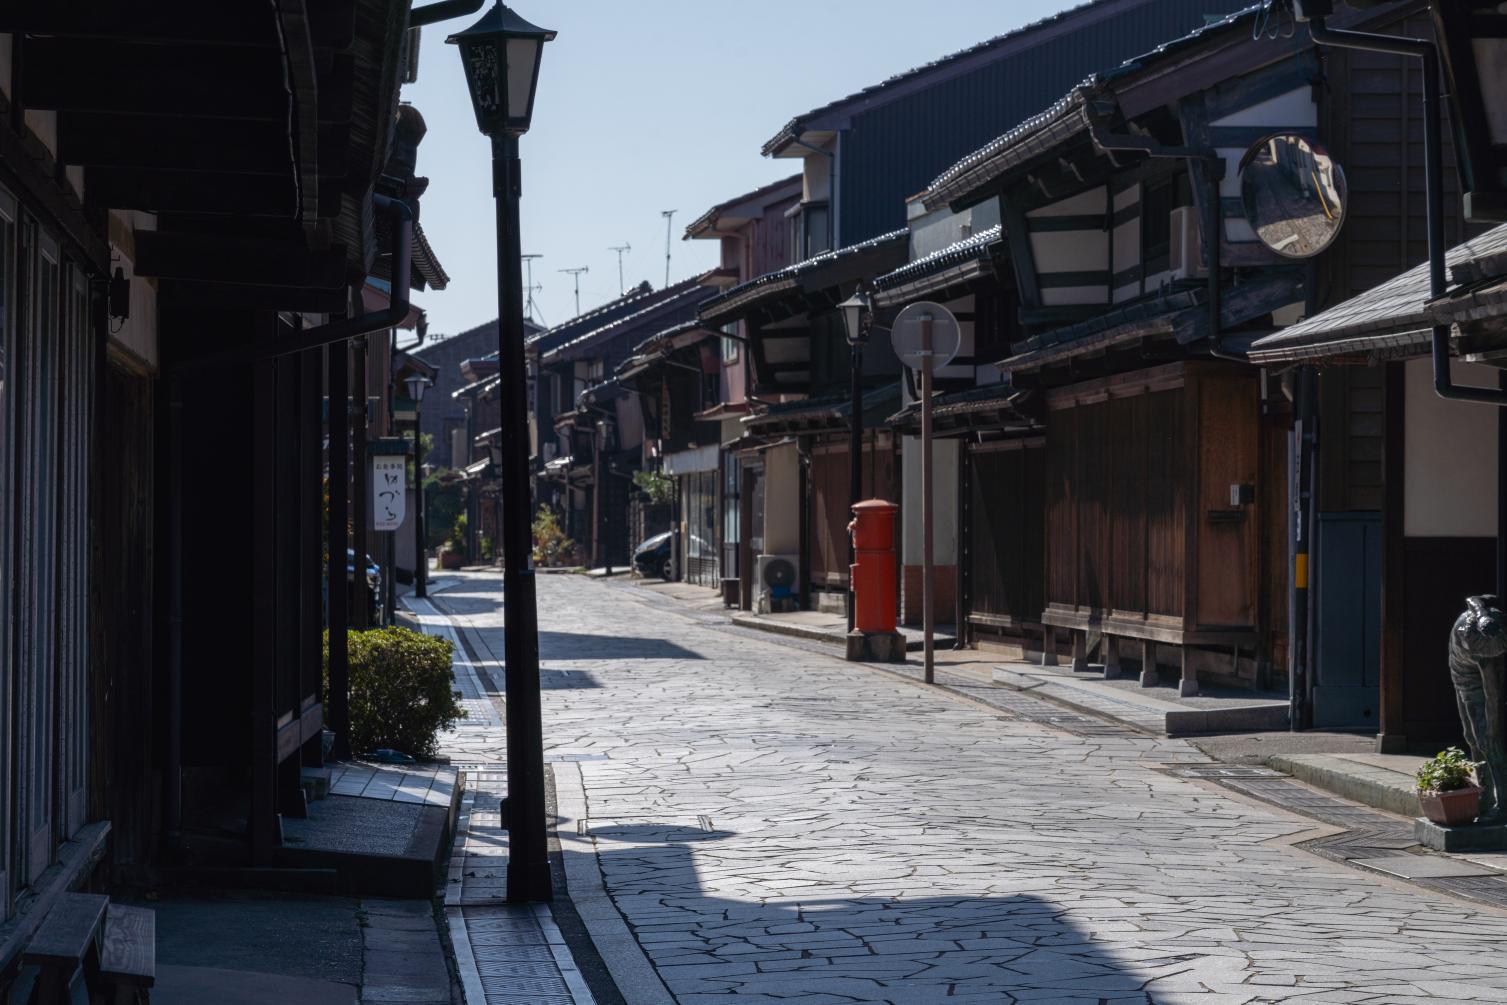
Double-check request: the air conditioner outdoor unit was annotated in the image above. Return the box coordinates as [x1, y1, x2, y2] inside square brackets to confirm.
[755, 554, 800, 614]
[1168, 205, 1204, 280]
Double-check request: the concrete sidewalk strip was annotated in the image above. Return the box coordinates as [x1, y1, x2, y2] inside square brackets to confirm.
[992, 663, 1289, 735]
[1269, 752, 1423, 818]
[403, 592, 595, 1005]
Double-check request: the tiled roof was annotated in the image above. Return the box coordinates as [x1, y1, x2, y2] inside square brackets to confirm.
[886, 383, 1035, 430]
[743, 383, 902, 432]
[540, 279, 715, 364]
[760, 0, 1129, 157]
[698, 229, 909, 324]
[924, 5, 1260, 209]
[524, 281, 657, 351]
[872, 225, 1003, 307]
[685, 174, 803, 239]
[1247, 222, 1507, 361]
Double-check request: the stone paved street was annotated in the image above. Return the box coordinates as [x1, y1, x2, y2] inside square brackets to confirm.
[433, 570, 1507, 1004]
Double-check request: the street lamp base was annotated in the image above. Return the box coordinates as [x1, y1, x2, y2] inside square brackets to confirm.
[506, 859, 554, 902]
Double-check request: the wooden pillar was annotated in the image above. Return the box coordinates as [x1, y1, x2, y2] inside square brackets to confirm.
[1179, 646, 1199, 697]
[351, 336, 370, 629]
[299, 344, 324, 769]
[1140, 639, 1156, 687]
[249, 316, 280, 863]
[1104, 636, 1121, 679]
[1377, 361, 1407, 752]
[1071, 629, 1088, 672]
[1042, 626, 1058, 667]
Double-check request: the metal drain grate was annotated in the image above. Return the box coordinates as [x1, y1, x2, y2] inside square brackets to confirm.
[1171, 765, 1284, 779]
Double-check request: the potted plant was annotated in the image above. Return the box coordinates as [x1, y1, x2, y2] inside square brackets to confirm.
[1416, 747, 1482, 826]
[439, 514, 468, 569]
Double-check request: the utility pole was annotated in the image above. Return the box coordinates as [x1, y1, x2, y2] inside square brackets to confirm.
[559, 266, 588, 317]
[660, 209, 676, 288]
[521, 253, 544, 325]
[608, 243, 631, 296]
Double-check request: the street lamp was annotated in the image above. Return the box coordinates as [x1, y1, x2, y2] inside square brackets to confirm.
[405, 373, 432, 599]
[448, 1, 555, 904]
[838, 284, 873, 632]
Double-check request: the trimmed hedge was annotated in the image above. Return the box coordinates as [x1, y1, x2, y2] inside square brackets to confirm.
[325, 626, 465, 759]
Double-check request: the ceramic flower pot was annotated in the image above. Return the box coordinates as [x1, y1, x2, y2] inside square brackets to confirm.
[1419, 784, 1481, 826]
[439, 550, 464, 570]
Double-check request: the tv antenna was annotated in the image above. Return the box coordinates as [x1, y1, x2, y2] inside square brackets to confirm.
[608, 243, 632, 296]
[660, 209, 676, 288]
[521, 254, 545, 326]
[559, 266, 589, 317]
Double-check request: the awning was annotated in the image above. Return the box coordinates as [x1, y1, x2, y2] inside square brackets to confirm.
[743, 383, 902, 435]
[663, 444, 719, 476]
[872, 225, 1003, 308]
[698, 230, 909, 326]
[999, 271, 1303, 374]
[887, 383, 1037, 435]
[1247, 222, 1507, 363]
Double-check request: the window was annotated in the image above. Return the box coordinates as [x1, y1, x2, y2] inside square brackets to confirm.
[0, 186, 14, 919]
[1143, 178, 1175, 263]
[721, 322, 739, 364]
[21, 221, 61, 886]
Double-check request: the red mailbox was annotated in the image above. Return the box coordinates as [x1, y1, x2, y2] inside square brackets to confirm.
[848, 499, 898, 634]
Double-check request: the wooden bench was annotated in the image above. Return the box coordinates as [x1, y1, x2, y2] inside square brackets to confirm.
[99, 904, 155, 1004]
[22, 891, 106, 1005]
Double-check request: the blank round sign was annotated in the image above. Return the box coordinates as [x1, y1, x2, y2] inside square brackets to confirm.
[890, 301, 961, 372]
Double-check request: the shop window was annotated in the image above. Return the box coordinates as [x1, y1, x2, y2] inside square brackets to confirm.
[0, 186, 13, 919]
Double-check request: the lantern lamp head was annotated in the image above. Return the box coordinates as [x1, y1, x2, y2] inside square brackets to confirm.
[839, 285, 874, 348]
[446, 2, 556, 138]
[405, 373, 432, 405]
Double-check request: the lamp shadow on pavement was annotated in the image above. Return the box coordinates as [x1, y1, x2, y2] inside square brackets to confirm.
[576, 823, 1168, 1004]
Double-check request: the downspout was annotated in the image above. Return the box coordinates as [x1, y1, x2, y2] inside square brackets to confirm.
[1086, 117, 1243, 362]
[1303, 11, 1507, 634]
[789, 135, 837, 252]
[1304, 15, 1507, 407]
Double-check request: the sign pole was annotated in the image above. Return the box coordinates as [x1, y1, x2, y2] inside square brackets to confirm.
[921, 314, 935, 684]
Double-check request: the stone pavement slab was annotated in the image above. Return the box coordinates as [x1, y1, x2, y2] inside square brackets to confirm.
[429, 569, 1507, 1003]
[1352, 855, 1502, 880]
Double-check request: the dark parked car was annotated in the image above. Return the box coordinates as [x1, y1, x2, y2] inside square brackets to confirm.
[324, 549, 383, 625]
[633, 531, 672, 580]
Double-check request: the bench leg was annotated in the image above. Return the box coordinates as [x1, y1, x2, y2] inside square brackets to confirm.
[1180, 646, 1199, 697]
[1071, 630, 1088, 673]
[1139, 640, 1157, 688]
[1041, 627, 1058, 667]
[1103, 636, 1121, 679]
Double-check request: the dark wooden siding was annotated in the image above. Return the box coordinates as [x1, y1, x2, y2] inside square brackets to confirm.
[836, 0, 1251, 244]
[1044, 364, 1258, 640]
[1317, 6, 1475, 306]
[809, 434, 897, 591]
[967, 439, 1044, 628]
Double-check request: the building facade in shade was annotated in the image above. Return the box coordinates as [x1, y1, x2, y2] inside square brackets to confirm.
[0, 4, 449, 987]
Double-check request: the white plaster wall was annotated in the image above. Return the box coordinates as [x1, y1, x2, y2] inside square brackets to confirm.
[803, 148, 831, 203]
[763, 443, 801, 556]
[1030, 230, 1107, 273]
[1404, 357, 1499, 537]
[900, 436, 957, 565]
[1028, 187, 1105, 218]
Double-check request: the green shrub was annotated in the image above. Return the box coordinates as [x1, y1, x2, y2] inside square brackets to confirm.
[1416, 746, 1478, 793]
[424, 474, 465, 551]
[532, 504, 577, 566]
[324, 626, 464, 759]
[632, 469, 675, 505]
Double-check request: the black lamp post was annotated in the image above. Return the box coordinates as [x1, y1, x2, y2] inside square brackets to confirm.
[405, 373, 432, 599]
[838, 284, 873, 633]
[448, 1, 555, 903]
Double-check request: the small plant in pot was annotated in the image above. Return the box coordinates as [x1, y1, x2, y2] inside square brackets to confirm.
[1416, 746, 1482, 826]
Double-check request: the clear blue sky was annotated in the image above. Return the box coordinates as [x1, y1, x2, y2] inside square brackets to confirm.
[403, 0, 1076, 337]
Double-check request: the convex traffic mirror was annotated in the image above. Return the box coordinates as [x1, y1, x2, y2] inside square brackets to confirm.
[1239, 132, 1348, 259]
